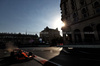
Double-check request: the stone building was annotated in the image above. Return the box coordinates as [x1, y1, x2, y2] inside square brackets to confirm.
[40, 26, 61, 44]
[60, 0, 100, 44]
[0, 33, 38, 48]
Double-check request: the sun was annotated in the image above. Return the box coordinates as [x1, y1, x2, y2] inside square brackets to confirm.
[56, 21, 65, 28]
[61, 22, 65, 27]
[53, 17, 65, 31]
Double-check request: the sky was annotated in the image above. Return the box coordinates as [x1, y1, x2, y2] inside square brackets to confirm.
[0, 0, 62, 36]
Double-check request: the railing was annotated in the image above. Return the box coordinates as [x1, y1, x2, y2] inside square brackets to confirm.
[57, 45, 100, 48]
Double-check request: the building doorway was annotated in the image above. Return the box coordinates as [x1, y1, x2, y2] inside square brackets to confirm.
[67, 34, 72, 43]
[83, 26, 95, 44]
[74, 29, 82, 43]
[96, 24, 100, 40]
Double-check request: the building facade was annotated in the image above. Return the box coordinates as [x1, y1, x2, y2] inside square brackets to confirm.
[40, 26, 61, 44]
[60, 0, 100, 44]
[0, 33, 38, 48]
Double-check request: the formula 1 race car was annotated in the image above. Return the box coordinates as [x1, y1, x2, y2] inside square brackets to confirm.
[10, 49, 35, 60]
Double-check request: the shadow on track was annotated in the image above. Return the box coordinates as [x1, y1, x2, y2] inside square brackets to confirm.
[0, 56, 32, 66]
[43, 49, 100, 66]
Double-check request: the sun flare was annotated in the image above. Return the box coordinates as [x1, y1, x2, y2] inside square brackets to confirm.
[53, 17, 65, 31]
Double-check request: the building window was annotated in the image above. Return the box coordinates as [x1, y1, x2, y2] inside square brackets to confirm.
[81, 7, 89, 18]
[73, 12, 79, 22]
[62, 2, 67, 15]
[71, 0, 76, 10]
[93, 1, 100, 13]
[80, 0, 86, 6]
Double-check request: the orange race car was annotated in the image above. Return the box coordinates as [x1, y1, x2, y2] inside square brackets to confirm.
[10, 49, 35, 60]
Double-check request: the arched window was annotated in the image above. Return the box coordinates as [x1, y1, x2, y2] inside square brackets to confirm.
[73, 12, 78, 22]
[71, 0, 76, 10]
[82, 8, 87, 14]
[73, 13, 77, 18]
[93, 1, 100, 13]
[80, 0, 86, 5]
[81, 8, 88, 18]
[94, 1, 100, 8]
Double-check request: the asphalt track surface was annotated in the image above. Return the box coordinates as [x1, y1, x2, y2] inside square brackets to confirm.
[0, 47, 100, 66]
